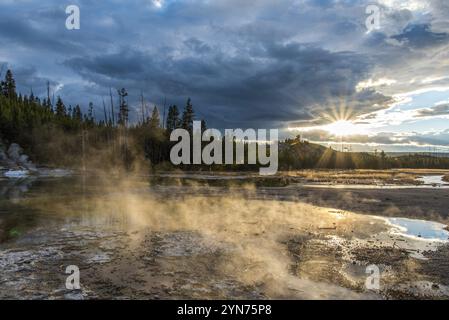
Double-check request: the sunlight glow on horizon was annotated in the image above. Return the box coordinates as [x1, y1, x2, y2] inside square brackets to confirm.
[322, 120, 368, 136]
[289, 119, 371, 137]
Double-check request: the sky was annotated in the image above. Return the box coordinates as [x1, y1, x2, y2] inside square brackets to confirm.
[1, 0, 449, 152]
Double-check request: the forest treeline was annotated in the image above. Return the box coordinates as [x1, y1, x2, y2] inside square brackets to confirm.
[1, 68, 449, 172]
[280, 136, 449, 170]
[0, 68, 193, 171]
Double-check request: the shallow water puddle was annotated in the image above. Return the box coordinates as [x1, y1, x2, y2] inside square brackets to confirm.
[387, 217, 449, 241]
[418, 175, 447, 186]
[3, 170, 30, 178]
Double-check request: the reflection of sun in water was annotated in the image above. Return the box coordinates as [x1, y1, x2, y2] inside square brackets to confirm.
[322, 120, 367, 136]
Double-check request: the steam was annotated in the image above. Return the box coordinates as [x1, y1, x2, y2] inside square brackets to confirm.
[22, 177, 385, 299]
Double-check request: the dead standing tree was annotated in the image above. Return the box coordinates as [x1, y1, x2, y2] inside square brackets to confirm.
[140, 91, 146, 125]
[117, 88, 130, 168]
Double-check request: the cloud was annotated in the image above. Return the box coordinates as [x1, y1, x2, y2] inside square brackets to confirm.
[392, 23, 449, 48]
[415, 103, 449, 117]
[356, 78, 397, 91]
[0, 0, 449, 149]
[64, 41, 392, 129]
[298, 128, 449, 148]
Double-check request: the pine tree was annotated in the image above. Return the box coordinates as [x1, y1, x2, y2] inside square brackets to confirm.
[55, 96, 66, 117]
[166, 105, 180, 131]
[43, 97, 52, 112]
[29, 89, 35, 102]
[181, 98, 194, 132]
[73, 104, 82, 121]
[149, 106, 160, 129]
[201, 119, 207, 134]
[1, 69, 16, 99]
[117, 88, 129, 126]
[88, 102, 94, 122]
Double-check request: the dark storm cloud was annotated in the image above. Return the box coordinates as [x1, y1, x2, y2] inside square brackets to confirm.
[12, 66, 55, 94]
[360, 18, 449, 79]
[392, 24, 449, 48]
[0, 0, 448, 143]
[0, 15, 81, 54]
[64, 41, 391, 129]
[0, 0, 396, 130]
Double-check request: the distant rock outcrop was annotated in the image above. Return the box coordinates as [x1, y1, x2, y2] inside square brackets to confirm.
[0, 140, 37, 173]
[7, 143, 37, 171]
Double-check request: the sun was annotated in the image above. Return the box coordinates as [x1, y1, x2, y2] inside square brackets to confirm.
[323, 120, 366, 136]
[289, 119, 369, 137]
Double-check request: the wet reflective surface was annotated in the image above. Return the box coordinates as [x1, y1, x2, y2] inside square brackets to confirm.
[387, 217, 449, 241]
[1, 176, 449, 299]
[418, 175, 448, 186]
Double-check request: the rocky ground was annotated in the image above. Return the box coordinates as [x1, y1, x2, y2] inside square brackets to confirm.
[0, 140, 72, 180]
[0, 140, 36, 174]
[1, 176, 449, 300]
